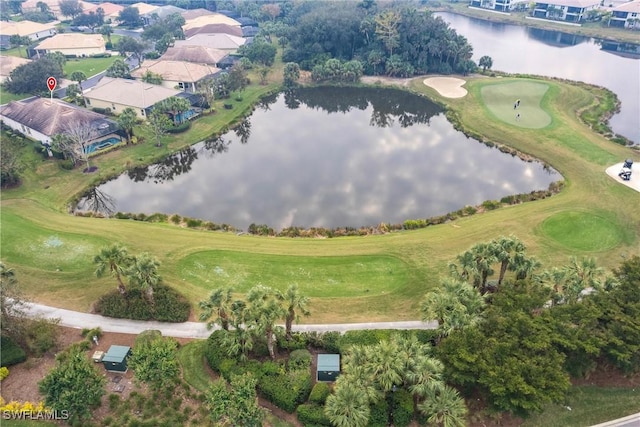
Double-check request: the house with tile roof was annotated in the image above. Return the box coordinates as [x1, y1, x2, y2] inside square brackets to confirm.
[160, 46, 228, 67]
[0, 20, 56, 50]
[174, 33, 248, 53]
[129, 2, 159, 16]
[35, 33, 106, 57]
[22, 0, 93, 18]
[532, 0, 601, 21]
[183, 13, 242, 31]
[0, 55, 31, 83]
[84, 2, 125, 20]
[184, 23, 244, 38]
[131, 59, 221, 92]
[609, 0, 640, 27]
[180, 8, 215, 21]
[0, 97, 119, 146]
[84, 77, 182, 119]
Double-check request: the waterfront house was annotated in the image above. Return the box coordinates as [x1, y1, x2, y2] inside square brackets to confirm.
[35, 33, 106, 57]
[84, 77, 183, 119]
[609, 0, 640, 27]
[533, 0, 600, 22]
[0, 97, 119, 146]
[470, 0, 530, 11]
[0, 20, 56, 50]
[131, 59, 221, 92]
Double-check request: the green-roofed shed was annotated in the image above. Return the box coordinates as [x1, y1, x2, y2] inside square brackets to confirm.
[102, 345, 131, 373]
[317, 354, 340, 382]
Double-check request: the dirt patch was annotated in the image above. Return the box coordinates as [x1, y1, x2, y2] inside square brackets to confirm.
[361, 75, 414, 87]
[572, 364, 640, 388]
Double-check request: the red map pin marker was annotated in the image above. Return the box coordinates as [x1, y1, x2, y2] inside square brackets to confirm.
[47, 76, 57, 92]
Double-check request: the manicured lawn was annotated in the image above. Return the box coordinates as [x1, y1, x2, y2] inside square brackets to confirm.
[0, 46, 27, 58]
[0, 87, 31, 104]
[480, 80, 552, 128]
[177, 340, 212, 393]
[178, 251, 410, 297]
[63, 56, 118, 78]
[522, 386, 640, 427]
[540, 210, 626, 252]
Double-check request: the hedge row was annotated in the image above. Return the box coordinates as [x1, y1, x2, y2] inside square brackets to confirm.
[95, 284, 190, 322]
[296, 403, 332, 426]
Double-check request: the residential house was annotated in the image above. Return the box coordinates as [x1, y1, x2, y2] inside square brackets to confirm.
[532, 0, 600, 21]
[0, 97, 120, 146]
[174, 33, 248, 53]
[183, 14, 242, 32]
[160, 46, 228, 67]
[35, 33, 106, 57]
[469, 0, 530, 11]
[0, 55, 30, 83]
[143, 4, 185, 23]
[22, 0, 94, 19]
[84, 77, 182, 119]
[84, 2, 125, 21]
[184, 23, 244, 38]
[0, 20, 56, 50]
[129, 2, 159, 15]
[180, 8, 215, 21]
[609, 0, 640, 27]
[131, 59, 221, 91]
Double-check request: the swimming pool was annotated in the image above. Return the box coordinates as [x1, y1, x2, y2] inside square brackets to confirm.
[84, 137, 123, 155]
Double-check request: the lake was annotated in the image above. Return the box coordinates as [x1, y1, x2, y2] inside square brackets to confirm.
[80, 87, 560, 230]
[435, 12, 640, 144]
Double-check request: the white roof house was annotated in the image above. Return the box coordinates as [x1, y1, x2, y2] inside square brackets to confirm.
[183, 13, 242, 31]
[0, 20, 56, 49]
[174, 33, 247, 53]
[84, 77, 182, 118]
[131, 59, 221, 91]
[35, 33, 106, 57]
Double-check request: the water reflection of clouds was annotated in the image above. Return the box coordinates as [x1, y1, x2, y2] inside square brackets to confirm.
[98, 92, 559, 230]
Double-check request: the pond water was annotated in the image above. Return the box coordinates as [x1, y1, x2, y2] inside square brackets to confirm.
[79, 87, 560, 230]
[435, 12, 640, 144]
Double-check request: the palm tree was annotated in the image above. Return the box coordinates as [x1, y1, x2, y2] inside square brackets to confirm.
[418, 385, 468, 427]
[94, 244, 131, 294]
[278, 284, 310, 340]
[246, 285, 285, 360]
[100, 24, 113, 44]
[70, 71, 87, 105]
[491, 236, 526, 286]
[199, 287, 234, 330]
[325, 378, 371, 427]
[562, 256, 605, 303]
[157, 97, 191, 126]
[117, 108, 138, 144]
[366, 339, 405, 393]
[127, 253, 161, 303]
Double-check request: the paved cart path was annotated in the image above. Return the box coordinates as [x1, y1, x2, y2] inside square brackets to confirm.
[22, 301, 438, 339]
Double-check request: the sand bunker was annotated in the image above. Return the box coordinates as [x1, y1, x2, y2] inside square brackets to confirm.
[605, 162, 640, 193]
[423, 77, 468, 98]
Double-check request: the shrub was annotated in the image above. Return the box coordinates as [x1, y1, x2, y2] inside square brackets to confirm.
[258, 369, 312, 413]
[169, 214, 182, 224]
[81, 327, 102, 340]
[368, 399, 389, 427]
[145, 213, 168, 223]
[58, 159, 75, 170]
[289, 349, 312, 370]
[94, 284, 190, 322]
[185, 218, 202, 228]
[279, 332, 308, 351]
[338, 330, 393, 352]
[0, 336, 26, 367]
[92, 107, 111, 115]
[166, 122, 191, 134]
[0, 367, 9, 380]
[224, 103, 233, 109]
[482, 200, 501, 211]
[309, 382, 331, 405]
[24, 317, 60, 356]
[391, 389, 414, 427]
[296, 403, 332, 426]
[204, 330, 231, 372]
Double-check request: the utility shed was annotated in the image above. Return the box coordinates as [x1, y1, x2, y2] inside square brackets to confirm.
[102, 345, 131, 373]
[317, 354, 340, 382]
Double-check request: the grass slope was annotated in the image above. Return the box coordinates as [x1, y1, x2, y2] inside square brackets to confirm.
[0, 76, 638, 323]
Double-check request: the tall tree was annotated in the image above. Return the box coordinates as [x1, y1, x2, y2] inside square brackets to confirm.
[128, 332, 180, 390]
[116, 36, 146, 66]
[62, 119, 97, 169]
[118, 6, 141, 28]
[155, 96, 191, 125]
[418, 386, 468, 427]
[116, 107, 138, 144]
[199, 287, 235, 330]
[8, 34, 32, 58]
[127, 253, 161, 303]
[59, 0, 83, 19]
[478, 55, 493, 72]
[374, 9, 401, 56]
[94, 244, 131, 294]
[147, 110, 171, 147]
[491, 236, 527, 286]
[278, 284, 310, 340]
[69, 70, 87, 104]
[100, 24, 112, 44]
[45, 51, 67, 68]
[246, 285, 286, 360]
[283, 62, 300, 88]
[207, 373, 264, 427]
[39, 347, 106, 424]
[325, 378, 371, 427]
[105, 58, 131, 79]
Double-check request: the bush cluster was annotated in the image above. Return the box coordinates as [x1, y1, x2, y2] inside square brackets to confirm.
[95, 284, 190, 322]
[391, 389, 414, 427]
[296, 403, 332, 426]
[166, 122, 191, 134]
[0, 336, 26, 367]
[113, 212, 236, 232]
[308, 382, 331, 405]
[258, 367, 312, 413]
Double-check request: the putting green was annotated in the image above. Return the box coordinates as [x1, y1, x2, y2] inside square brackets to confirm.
[540, 211, 625, 252]
[481, 81, 552, 129]
[178, 250, 410, 297]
